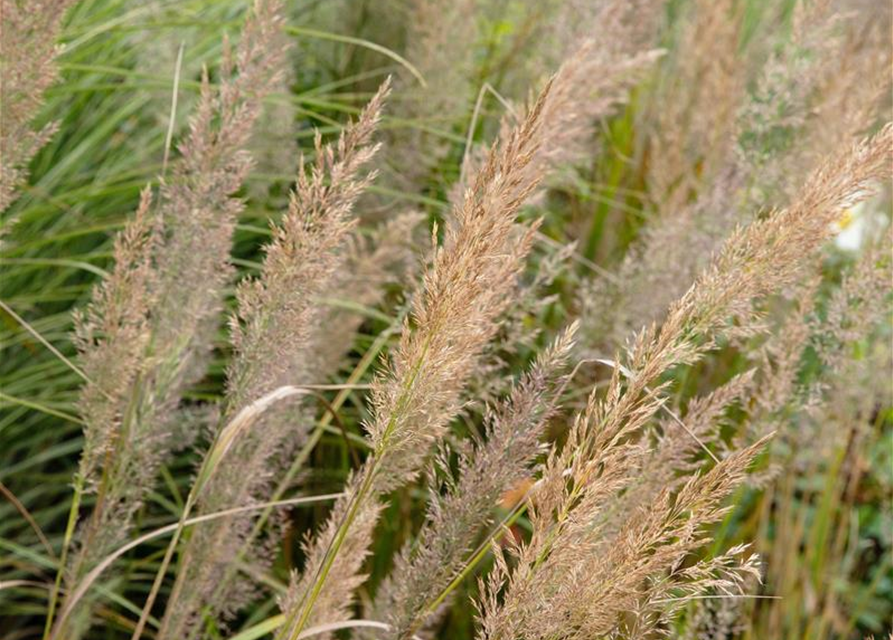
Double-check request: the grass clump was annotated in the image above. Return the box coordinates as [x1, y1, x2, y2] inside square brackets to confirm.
[1, 0, 890, 639]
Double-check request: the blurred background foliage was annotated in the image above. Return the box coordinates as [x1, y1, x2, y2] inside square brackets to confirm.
[1, 0, 890, 638]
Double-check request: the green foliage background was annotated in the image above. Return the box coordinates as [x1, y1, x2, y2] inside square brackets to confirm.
[1, 1, 890, 638]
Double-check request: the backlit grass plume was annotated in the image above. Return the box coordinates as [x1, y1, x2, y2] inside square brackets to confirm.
[53, 2, 286, 637]
[581, 0, 891, 351]
[0, 0, 75, 216]
[476, 123, 892, 640]
[372, 325, 577, 640]
[1, 2, 891, 639]
[281, 22, 664, 634]
[155, 79, 391, 640]
[276, 72, 553, 640]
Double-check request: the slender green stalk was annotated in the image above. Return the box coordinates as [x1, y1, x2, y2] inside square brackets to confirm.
[128, 385, 312, 640]
[42, 473, 84, 640]
[186, 316, 403, 640]
[278, 333, 436, 640]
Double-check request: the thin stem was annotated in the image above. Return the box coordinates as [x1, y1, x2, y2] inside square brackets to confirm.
[161, 42, 185, 176]
[277, 309, 428, 640]
[50, 493, 343, 639]
[0, 300, 98, 391]
[0, 480, 55, 560]
[277, 467, 378, 640]
[184, 318, 402, 640]
[43, 473, 84, 640]
[414, 501, 529, 632]
[126, 386, 314, 640]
